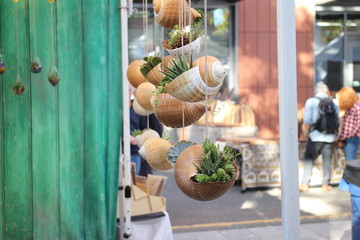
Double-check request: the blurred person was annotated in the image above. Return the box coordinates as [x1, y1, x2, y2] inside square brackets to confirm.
[299, 81, 339, 192]
[336, 87, 360, 160]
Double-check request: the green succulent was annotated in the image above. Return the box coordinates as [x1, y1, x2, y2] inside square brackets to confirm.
[140, 55, 162, 77]
[193, 139, 239, 183]
[159, 55, 193, 87]
[162, 10, 204, 50]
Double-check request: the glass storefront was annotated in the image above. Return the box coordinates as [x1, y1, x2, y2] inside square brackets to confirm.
[315, 12, 360, 92]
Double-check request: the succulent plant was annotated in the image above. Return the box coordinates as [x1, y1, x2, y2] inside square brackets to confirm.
[30, 57, 42, 73]
[193, 139, 239, 183]
[159, 55, 192, 87]
[162, 10, 204, 50]
[140, 55, 162, 77]
[166, 140, 195, 164]
[12, 80, 25, 95]
[48, 65, 60, 86]
[0, 55, 6, 74]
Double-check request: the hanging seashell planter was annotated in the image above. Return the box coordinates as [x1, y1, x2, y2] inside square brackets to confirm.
[133, 98, 154, 116]
[135, 129, 160, 148]
[0, 55, 6, 74]
[174, 144, 238, 201]
[30, 57, 42, 73]
[127, 60, 148, 88]
[153, 0, 201, 29]
[151, 93, 210, 128]
[136, 82, 156, 111]
[138, 137, 173, 170]
[164, 66, 222, 102]
[12, 80, 25, 95]
[193, 56, 225, 87]
[166, 37, 202, 58]
[48, 65, 60, 86]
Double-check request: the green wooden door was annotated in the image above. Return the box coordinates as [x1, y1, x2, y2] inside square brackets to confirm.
[0, 0, 122, 239]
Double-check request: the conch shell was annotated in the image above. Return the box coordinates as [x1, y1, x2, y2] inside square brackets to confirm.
[153, 0, 201, 29]
[151, 93, 210, 128]
[146, 55, 175, 86]
[167, 37, 202, 58]
[174, 144, 238, 201]
[136, 82, 156, 111]
[135, 129, 160, 148]
[127, 60, 148, 88]
[138, 137, 173, 170]
[164, 67, 222, 102]
[133, 98, 153, 116]
[193, 56, 225, 87]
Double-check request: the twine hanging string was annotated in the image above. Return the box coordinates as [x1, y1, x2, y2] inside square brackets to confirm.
[16, 1, 20, 81]
[145, 0, 149, 55]
[33, 0, 38, 58]
[50, 1, 56, 67]
[204, 0, 209, 140]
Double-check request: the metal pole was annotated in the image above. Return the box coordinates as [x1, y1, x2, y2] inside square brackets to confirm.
[276, 0, 301, 239]
[120, 0, 133, 238]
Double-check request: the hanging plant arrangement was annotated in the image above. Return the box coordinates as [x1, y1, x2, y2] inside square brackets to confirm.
[162, 11, 204, 57]
[174, 139, 239, 201]
[12, 80, 25, 95]
[30, 57, 42, 73]
[0, 55, 6, 74]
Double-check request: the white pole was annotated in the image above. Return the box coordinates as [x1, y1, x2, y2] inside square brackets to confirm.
[120, 0, 133, 238]
[276, 0, 301, 239]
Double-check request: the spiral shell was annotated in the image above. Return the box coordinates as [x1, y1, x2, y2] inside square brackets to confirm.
[153, 0, 201, 29]
[151, 93, 210, 128]
[133, 98, 154, 116]
[174, 145, 238, 201]
[127, 60, 148, 88]
[138, 137, 173, 170]
[193, 56, 225, 87]
[135, 129, 160, 148]
[136, 82, 156, 111]
[166, 37, 202, 58]
[164, 67, 222, 102]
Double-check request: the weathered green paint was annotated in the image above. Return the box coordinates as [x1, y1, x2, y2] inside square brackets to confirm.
[0, 0, 122, 239]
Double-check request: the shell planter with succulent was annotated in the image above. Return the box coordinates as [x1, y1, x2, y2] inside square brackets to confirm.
[174, 139, 239, 201]
[140, 55, 162, 85]
[12, 80, 25, 95]
[132, 128, 160, 148]
[0, 55, 6, 74]
[30, 57, 42, 73]
[166, 140, 195, 164]
[48, 65, 60, 86]
[127, 60, 148, 88]
[162, 10, 204, 57]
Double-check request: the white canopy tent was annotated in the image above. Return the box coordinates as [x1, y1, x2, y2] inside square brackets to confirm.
[119, 0, 301, 239]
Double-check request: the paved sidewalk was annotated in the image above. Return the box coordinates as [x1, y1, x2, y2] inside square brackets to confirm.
[173, 220, 352, 240]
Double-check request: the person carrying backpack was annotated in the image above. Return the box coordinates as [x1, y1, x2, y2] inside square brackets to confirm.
[299, 81, 339, 192]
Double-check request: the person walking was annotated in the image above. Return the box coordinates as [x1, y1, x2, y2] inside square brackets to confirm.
[336, 87, 360, 160]
[299, 81, 339, 192]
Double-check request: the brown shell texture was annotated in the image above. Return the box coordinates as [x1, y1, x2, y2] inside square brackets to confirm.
[127, 60, 148, 88]
[138, 137, 173, 170]
[174, 145, 238, 201]
[193, 56, 225, 87]
[133, 98, 153, 116]
[146, 64, 164, 86]
[151, 93, 210, 128]
[136, 82, 156, 111]
[164, 67, 222, 102]
[153, 0, 200, 29]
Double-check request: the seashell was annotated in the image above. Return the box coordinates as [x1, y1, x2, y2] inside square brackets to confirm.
[174, 145, 238, 201]
[193, 56, 225, 87]
[153, 0, 201, 29]
[138, 137, 173, 170]
[151, 93, 210, 128]
[135, 129, 160, 148]
[136, 82, 156, 111]
[133, 98, 153, 116]
[146, 64, 163, 86]
[164, 67, 222, 102]
[127, 60, 148, 88]
[166, 37, 202, 58]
